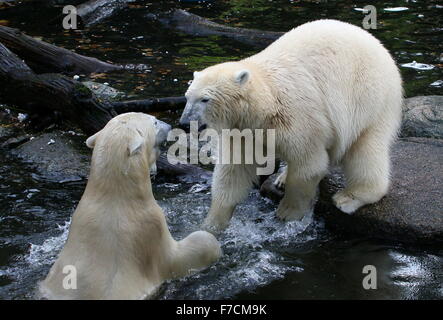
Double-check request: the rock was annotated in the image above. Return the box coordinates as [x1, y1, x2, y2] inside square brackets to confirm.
[0, 126, 18, 143]
[1, 134, 30, 149]
[401, 95, 443, 139]
[11, 130, 91, 183]
[260, 173, 284, 202]
[260, 138, 443, 244]
[8, 114, 185, 184]
[0, 109, 26, 143]
[82, 81, 125, 101]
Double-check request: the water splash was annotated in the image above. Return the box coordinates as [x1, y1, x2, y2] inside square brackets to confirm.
[0, 221, 70, 280]
[401, 61, 434, 71]
[26, 220, 70, 268]
[189, 183, 209, 193]
[157, 190, 321, 299]
[384, 7, 409, 12]
[0, 219, 71, 299]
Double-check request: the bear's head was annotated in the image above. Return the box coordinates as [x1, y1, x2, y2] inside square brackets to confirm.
[180, 62, 253, 131]
[85, 113, 171, 178]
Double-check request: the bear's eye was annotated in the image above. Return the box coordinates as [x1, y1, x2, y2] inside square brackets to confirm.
[201, 98, 210, 103]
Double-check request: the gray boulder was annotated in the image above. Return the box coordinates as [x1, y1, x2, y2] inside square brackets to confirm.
[12, 130, 91, 183]
[261, 138, 443, 244]
[401, 96, 443, 139]
[82, 81, 125, 101]
[9, 114, 173, 183]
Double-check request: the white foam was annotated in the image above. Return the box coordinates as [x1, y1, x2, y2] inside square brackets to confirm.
[401, 61, 434, 70]
[384, 7, 409, 12]
[26, 220, 70, 268]
[0, 220, 70, 287]
[189, 184, 209, 193]
[157, 190, 317, 299]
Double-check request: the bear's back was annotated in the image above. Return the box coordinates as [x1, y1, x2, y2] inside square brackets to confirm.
[249, 19, 395, 74]
[244, 19, 402, 162]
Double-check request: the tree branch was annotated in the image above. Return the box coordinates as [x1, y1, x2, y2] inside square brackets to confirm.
[0, 25, 121, 75]
[153, 9, 283, 48]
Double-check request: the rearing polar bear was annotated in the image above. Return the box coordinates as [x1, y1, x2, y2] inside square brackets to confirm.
[39, 113, 221, 299]
[180, 19, 403, 232]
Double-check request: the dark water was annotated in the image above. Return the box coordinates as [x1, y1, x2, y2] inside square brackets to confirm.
[0, 0, 442, 299]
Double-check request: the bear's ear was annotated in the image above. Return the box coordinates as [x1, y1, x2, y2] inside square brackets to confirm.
[127, 129, 144, 157]
[86, 131, 100, 149]
[235, 69, 250, 85]
[193, 71, 201, 78]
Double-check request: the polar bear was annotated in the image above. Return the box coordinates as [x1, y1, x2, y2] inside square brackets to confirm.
[39, 113, 221, 300]
[180, 19, 403, 232]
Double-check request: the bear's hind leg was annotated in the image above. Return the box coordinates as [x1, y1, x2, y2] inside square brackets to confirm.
[333, 128, 392, 214]
[276, 149, 328, 221]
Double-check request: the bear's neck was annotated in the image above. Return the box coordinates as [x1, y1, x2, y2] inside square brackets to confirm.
[237, 60, 275, 128]
[85, 169, 155, 204]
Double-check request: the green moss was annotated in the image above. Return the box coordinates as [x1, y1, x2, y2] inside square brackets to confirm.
[74, 84, 92, 97]
[176, 36, 256, 71]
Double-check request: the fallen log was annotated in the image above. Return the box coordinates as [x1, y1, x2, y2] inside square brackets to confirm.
[76, 0, 132, 27]
[0, 25, 121, 75]
[156, 153, 212, 184]
[0, 42, 116, 135]
[154, 9, 283, 48]
[112, 96, 186, 114]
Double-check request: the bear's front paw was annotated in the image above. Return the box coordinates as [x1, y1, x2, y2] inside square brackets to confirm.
[201, 220, 224, 236]
[276, 200, 307, 221]
[201, 216, 230, 236]
[201, 205, 235, 234]
[332, 191, 364, 214]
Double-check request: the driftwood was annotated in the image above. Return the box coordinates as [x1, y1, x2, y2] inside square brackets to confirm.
[50, 0, 131, 27]
[156, 153, 212, 184]
[0, 42, 116, 135]
[76, 0, 131, 27]
[154, 9, 283, 48]
[112, 96, 186, 114]
[0, 25, 186, 134]
[0, 25, 120, 75]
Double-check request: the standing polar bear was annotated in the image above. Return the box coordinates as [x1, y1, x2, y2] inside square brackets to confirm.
[39, 113, 221, 299]
[180, 19, 403, 232]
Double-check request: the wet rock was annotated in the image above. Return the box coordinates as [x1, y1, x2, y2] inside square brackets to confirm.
[260, 173, 284, 203]
[260, 138, 443, 244]
[82, 81, 125, 101]
[0, 109, 26, 143]
[0, 126, 18, 143]
[401, 95, 443, 139]
[1, 134, 30, 149]
[11, 130, 91, 183]
[7, 115, 189, 185]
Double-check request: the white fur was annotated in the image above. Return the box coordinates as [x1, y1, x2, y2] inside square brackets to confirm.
[181, 20, 403, 231]
[39, 113, 221, 299]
